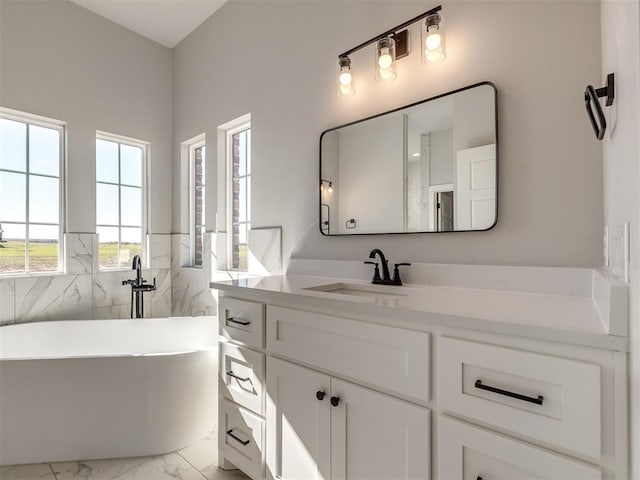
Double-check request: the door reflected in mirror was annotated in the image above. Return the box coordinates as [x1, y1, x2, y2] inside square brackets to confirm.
[320, 82, 497, 235]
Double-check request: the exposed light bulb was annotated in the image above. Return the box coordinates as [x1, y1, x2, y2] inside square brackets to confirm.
[425, 30, 441, 50]
[339, 70, 352, 86]
[337, 57, 355, 96]
[328, 182, 333, 193]
[423, 13, 446, 64]
[378, 47, 393, 69]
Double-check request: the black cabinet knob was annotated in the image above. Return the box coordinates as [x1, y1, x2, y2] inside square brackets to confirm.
[330, 396, 341, 407]
[316, 390, 326, 401]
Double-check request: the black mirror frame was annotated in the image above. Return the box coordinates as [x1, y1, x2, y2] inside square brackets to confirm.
[318, 81, 499, 236]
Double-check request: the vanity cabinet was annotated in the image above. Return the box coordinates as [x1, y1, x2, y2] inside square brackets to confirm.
[265, 357, 431, 480]
[217, 292, 627, 480]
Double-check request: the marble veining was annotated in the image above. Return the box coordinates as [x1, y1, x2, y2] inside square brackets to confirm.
[150, 268, 171, 317]
[0, 463, 56, 479]
[171, 234, 190, 269]
[0, 279, 15, 325]
[248, 228, 282, 276]
[65, 234, 95, 275]
[171, 267, 216, 317]
[15, 274, 92, 322]
[150, 234, 172, 270]
[3, 429, 249, 480]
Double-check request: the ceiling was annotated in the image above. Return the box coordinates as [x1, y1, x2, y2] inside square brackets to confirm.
[70, 0, 227, 48]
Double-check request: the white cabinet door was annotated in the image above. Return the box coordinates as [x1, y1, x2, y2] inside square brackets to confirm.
[266, 357, 331, 480]
[438, 416, 601, 480]
[330, 379, 431, 480]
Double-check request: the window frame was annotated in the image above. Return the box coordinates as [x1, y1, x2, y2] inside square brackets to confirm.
[188, 135, 206, 268]
[0, 108, 66, 276]
[225, 122, 251, 271]
[95, 131, 149, 271]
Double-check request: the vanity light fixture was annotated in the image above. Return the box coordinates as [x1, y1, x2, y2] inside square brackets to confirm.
[423, 13, 446, 63]
[320, 179, 334, 193]
[338, 57, 355, 96]
[336, 5, 443, 95]
[376, 37, 397, 82]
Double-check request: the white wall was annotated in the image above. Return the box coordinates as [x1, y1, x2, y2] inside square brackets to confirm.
[336, 114, 404, 234]
[601, 0, 640, 476]
[0, 0, 174, 323]
[173, 0, 603, 268]
[0, 0, 173, 234]
[429, 128, 453, 185]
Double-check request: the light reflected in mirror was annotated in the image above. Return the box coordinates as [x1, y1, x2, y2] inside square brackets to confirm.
[320, 83, 497, 235]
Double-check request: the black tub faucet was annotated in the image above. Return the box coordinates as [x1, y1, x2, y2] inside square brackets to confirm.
[122, 255, 156, 318]
[364, 249, 411, 286]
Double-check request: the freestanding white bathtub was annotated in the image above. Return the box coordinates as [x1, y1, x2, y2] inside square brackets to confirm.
[0, 316, 217, 466]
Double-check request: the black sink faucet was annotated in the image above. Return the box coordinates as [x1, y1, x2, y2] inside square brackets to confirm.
[365, 249, 411, 286]
[368, 249, 391, 282]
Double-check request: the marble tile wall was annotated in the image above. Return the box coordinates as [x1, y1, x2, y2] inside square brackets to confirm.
[171, 229, 282, 317]
[0, 233, 172, 325]
[171, 233, 216, 317]
[0, 229, 283, 325]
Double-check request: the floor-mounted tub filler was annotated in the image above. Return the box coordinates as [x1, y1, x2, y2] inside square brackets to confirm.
[0, 316, 217, 466]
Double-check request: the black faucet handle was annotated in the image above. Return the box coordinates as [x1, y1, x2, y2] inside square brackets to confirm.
[364, 261, 381, 282]
[392, 263, 411, 286]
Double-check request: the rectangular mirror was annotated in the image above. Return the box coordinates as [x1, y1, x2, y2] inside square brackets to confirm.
[320, 82, 497, 235]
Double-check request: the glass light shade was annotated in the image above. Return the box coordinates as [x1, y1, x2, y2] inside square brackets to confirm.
[337, 57, 355, 96]
[376, 37, 397, 82]
[422, 14, 446, 64]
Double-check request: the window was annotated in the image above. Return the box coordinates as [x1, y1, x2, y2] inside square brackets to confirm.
[189, 139, 206, 267]
[227, 124, 251, 270]
[96, 133, 147, 269]
[0, 110, 64, 274]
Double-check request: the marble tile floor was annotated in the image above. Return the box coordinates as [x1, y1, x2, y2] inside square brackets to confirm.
[0, 429, 249, 480]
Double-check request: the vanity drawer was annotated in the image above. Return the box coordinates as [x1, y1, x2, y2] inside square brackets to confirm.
[219, 297, 265, 348]
[266, 305, 430, 402]
[220, 398, 264, 480]
[220, 342, 265, 416]
[438, 337, 601, 459]
[438, 416, 601, 480]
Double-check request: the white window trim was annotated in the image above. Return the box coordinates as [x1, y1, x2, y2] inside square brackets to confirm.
[216, 114, 251, 272]
[96, 130, 149, 270]
[187, 134, 206, 268]
[225, 122, 251, 272]
[0, 107, 66, 276]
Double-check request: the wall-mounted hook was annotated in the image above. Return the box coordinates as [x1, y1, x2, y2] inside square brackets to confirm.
[585, 73, 615, 140]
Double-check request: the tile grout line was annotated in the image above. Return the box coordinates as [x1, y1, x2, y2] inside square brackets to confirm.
[175, 452, 208, 479]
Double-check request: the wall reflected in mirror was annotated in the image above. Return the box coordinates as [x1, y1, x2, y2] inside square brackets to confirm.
[320, 83, 497, 235]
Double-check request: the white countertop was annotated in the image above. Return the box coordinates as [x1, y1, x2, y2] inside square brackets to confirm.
[211, 271, 629, 352]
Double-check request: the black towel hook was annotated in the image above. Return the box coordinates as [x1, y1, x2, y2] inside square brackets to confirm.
[585, 73, 615, 140]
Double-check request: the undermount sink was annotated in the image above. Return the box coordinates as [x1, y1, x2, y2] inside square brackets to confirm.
[304, 282, 408, 298]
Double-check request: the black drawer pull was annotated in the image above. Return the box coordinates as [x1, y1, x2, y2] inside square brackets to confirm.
[474, 379, 544, 405]
[330, 396, 341, 407]
[316, 390, 326, 401]
[477, 477, 483, 480]
[226, 429, 250, 446]
[226, 371, 251, 382]
[227, 317, 251, 326]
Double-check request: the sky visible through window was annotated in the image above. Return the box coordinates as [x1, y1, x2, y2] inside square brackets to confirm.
[96, 137, 143, 269]
[0, 117, 61, 273]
